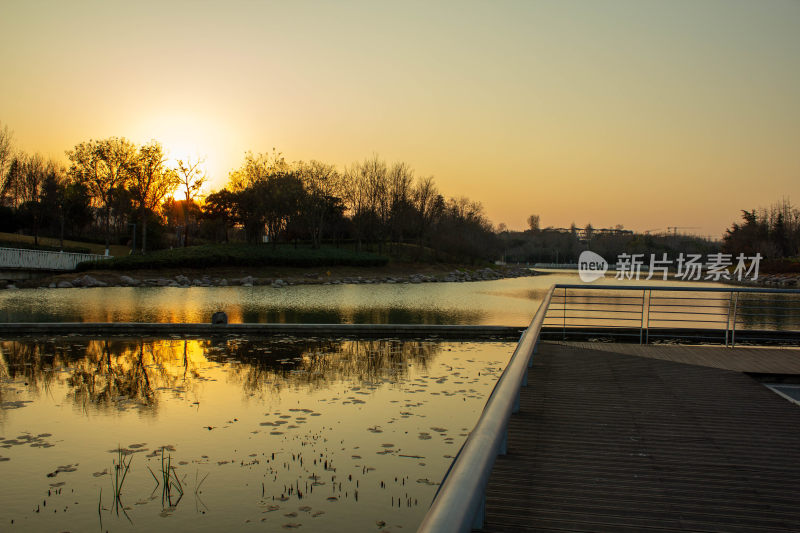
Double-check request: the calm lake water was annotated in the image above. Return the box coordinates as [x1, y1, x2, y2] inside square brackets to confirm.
[1, 272, 796, 532]
[0, 272, 746, 326]
[0, 336, 513, 532]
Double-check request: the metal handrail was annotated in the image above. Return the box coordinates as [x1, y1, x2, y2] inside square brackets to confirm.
[418, 283, 800, 533]
[545, 284, 800, 347]
[417, 286, 555, 533]
[552, 284, 800, 294]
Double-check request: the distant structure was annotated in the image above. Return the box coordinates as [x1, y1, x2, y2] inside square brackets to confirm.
[544, 226, 634, 241]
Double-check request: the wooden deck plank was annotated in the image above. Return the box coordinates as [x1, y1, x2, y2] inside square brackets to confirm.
[566, 341, 800, 373]
[476, 342, 800, 532]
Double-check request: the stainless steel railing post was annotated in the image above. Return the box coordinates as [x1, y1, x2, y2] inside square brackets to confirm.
[731, 292, 739, 348]
[645, 289, 651, 344]
[725, 292, 733, 347]
[640, 289, 646, 344]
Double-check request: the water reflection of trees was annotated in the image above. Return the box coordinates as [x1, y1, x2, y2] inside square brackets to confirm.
[0, 336, 442, 412]
[0, 339, 205, 415]
[207, 338, 440, 397]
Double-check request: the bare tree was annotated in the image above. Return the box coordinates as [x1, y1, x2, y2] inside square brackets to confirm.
[342, 162, 370, 251]
[128, 141, 180, 253]
[0, 122, 14, 202]
[176, 158, 206, 246]
[298, 160, 342, 248]
[16, 154, 47, 245]
[527, 214, 540, 232]
[412, 175, 441, 248]
[364, 156, 389, 246]
[388, 162, 414, 244]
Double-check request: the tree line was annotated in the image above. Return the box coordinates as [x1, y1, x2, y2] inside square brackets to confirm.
[205, 151, 498, 260]
[722, 199, 800, 259]
[0, 123, 499, 262]
[2, 119, 793, 264]
[498, 223, 718, 264]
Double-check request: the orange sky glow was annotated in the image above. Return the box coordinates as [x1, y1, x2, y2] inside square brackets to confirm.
[1, 0, 798, 238]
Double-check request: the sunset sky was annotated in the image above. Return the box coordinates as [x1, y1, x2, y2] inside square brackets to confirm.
[1, 0, 798, 237]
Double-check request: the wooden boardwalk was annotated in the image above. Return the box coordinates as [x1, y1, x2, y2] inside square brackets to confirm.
[477, 342, 800, 532]
[566, 341, 800, 374]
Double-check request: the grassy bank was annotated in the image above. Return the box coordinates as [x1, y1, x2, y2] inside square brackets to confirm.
[76, 244, 389, 271]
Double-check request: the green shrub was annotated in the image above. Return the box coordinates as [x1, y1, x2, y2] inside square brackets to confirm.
[76, 244, 389, 271]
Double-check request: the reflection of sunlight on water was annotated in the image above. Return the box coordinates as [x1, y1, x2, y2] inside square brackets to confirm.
[0, 337, 514, 532]
[0, 273, 787, 329]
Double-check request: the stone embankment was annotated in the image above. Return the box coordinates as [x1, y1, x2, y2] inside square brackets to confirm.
[741, 273, 800, 288]
[1, 266, 536, 290]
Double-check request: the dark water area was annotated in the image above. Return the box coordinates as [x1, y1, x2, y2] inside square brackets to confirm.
[0, 336, 513, 532]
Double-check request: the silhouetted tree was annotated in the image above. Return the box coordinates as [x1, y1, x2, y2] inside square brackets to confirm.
[0, 121, 14, 203]
[16, 154, 48, 246]
[176, 158, 206, 246]
[527, 214, 540, 232]
[128, 141, 179, 253]
[298, 160, 342, 248]
[202, 188, 236, 242]
[67, 137, 136, 253]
